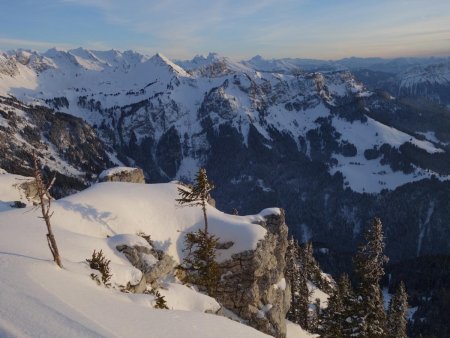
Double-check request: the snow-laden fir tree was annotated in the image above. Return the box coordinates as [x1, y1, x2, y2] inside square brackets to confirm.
[387, 281, 408, 338]
[309, 298, 321, 333]
[303, 242, 333, 294]
[319, 273, 359, 338]
[285, 237, 310, 330]
[353, 217, 389, 338]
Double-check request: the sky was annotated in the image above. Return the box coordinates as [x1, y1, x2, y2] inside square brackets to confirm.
[1, 0, 450, 60]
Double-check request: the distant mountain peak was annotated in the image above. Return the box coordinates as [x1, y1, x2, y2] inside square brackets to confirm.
[148, 52, 190, 77]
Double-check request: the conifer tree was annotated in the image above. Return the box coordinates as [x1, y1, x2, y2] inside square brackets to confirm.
[286, 237, 310, 330]
[353, 217, 389, 338]
[338, 274, 360, 337]
[181, 229, 220, 295]
[320, 278, 345, 338]
[320, 273, 358, 338]
[303, 242, 333, 294]
[309, 298, 321, 333]
[387, 282, 408, 338]
[176, 168, 214, 234]
[177, 168, 219, 296]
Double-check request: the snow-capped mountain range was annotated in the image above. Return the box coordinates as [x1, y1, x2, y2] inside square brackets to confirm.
[1, 47, 450, 263]
[1, 48, 448, 191]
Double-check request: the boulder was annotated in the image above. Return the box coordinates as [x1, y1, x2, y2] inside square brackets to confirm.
[116, 243, 176, 289]
[128, 275, 147, 293]
[144, 254, 176, 287]
[98, 167, 145, 184]
[19, 180, 39, 201]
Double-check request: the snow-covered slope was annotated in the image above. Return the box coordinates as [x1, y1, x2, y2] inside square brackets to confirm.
[0, 95, 113, 195]
[397, 62, 450, 104]
[0, 173, 283, 337]
[329, 115, 445, 193]
[0, 169, 34, 211]
[399, 63, 450, 90]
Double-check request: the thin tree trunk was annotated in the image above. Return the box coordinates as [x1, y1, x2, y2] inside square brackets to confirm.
[34, 157, 62, 268]
[202, 199, 208, 235]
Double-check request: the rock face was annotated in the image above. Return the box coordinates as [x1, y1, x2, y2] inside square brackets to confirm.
[216, 210, 290, 338]
[99, 167, 145, 184]
[0, 95, 112, 197]
[115, 209, 290, 338]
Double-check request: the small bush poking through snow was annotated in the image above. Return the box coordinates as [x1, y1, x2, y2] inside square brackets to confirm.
[146, 289, 169, 309]
[136, 231, 153, 246]
[86, 249, 112, 287]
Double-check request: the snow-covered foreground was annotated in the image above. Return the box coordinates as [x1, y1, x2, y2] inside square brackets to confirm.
[0, 173, 312, 337]
[0, 257, 270, 338]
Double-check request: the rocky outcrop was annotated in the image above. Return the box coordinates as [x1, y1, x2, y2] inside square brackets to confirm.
[18, 180, 39, 203]
[116, 242, 176, 288]
[99, 167, 145, 184]
[115, 209, 290, 337]
[216, 209, 290, 338]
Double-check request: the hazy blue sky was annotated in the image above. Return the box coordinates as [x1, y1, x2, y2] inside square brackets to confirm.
[1, 0, 450, 59]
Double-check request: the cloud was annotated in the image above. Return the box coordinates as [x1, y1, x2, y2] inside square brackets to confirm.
[0, 37, 73, 51]
[0, 37, 113, 54]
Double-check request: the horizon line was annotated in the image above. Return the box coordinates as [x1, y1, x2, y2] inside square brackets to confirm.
[2, 45, 450, 63]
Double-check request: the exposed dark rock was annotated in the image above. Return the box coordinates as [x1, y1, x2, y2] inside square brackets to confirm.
[0, 95, 112, 197]
[156, 126, 182, 178]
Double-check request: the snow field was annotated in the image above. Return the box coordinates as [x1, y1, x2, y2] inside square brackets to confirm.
[0, 174, 289, 337]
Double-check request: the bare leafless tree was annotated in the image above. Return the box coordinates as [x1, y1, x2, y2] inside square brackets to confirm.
[33, 154, 62, 268]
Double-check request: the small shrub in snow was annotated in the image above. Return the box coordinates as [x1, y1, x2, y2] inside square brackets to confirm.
[136, 231, 152, 246]
[86, 249, 112, 287]
[147, 288, 169, 309]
